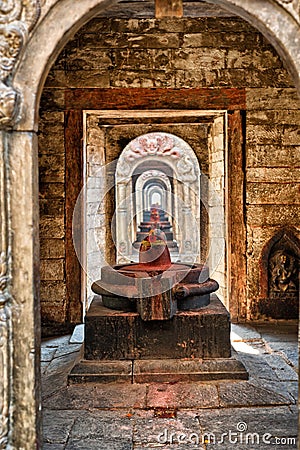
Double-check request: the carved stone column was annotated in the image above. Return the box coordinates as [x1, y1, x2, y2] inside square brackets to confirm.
[7, 131, 41, 449]
[0, 134, 11, 450]
[116, 182, 131, 263]
[0, 2, 41, 448]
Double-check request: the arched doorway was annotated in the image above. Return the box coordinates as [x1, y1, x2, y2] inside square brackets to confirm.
[1, 0, 299, 447]
[115, 132, 201, 264]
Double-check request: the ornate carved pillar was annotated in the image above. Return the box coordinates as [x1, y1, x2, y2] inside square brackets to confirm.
[0, 134, 11, 450]
[0, 2, 41, 448]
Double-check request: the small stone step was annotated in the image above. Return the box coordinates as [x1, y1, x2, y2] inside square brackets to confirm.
[68, 356, 248, 384]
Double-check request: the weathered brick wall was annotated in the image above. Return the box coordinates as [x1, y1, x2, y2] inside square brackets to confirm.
[39, 16, 300, 328]
[39, 111, 67, 331]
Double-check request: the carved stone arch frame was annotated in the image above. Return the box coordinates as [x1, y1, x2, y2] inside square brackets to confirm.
[0, 0, 299, 447]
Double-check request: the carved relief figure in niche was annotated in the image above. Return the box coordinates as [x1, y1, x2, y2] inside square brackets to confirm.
[0, 82, 19, 125]
[269, 250, 298, 294]
[177, 154, 197, 183]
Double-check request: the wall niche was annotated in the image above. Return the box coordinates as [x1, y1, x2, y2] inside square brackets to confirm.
[257, 229, 299, 319]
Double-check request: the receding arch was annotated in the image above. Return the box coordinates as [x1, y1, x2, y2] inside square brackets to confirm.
[135, 170, 172, 226]
[115, 131, 201, 264]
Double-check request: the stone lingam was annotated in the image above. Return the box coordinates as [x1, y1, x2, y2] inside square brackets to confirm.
[69, 226, 248, 384]
[92, 224, 218, 321]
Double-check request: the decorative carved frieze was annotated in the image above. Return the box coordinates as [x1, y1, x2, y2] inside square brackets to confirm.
[124, 133, 181, 161]
[0, 0, 40, 128]
[276, 0, 300, 22]
[141, 170, 169, 181]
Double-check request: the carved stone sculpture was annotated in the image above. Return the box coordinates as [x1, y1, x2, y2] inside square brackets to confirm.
[124, 133, 181, 161]
[177, 154, 197, 183]
[0, 0, 41, 128]
[269, 250, 298, 293]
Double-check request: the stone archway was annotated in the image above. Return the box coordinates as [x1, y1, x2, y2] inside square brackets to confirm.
[0, 0, 299, 448]
[115, 132, 201, 264]
[135, 170, 172, 226]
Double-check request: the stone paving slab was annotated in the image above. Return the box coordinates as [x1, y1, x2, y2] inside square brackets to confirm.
[236, 353, 281, 381]
[178, 406, 297, 449]
[134, 446, 204, 450]
[131, 406, 298, 449]
[263, 354, 298, 381]
[249, 378, 298, 404]
[42, 335, 72, 348]
[70, 324, 84, 343]
[231, 324, 262, 341]
[43, 445, 65, 450]
[41, 347, 58, 362]
[231, 340, 270, 357]
[70, 411, 133, 440]
[265, 341, 299, 368]
[43, 414, 75, 445]
[133, 413, 200, 446]
[46, 351, 82, 376]
[185, 405, 298, 434]
[65, 439, 133, 449]
[54, 342, 82, 359]
[218, 381, 291, 407]
[206, 443, 297, 449]
[256, 324, 298, 342]
[42, 372, 69, 400]
[44, 384, 148, 410]
[41, 361, 51, 375]
[146, 382, 219, 409]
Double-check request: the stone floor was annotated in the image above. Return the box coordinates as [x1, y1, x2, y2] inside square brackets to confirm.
[42, 322, 298, 449]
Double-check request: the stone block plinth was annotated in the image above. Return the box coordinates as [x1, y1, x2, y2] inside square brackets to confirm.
[69, 294, 248, 383]
[84, 294, 231, 360]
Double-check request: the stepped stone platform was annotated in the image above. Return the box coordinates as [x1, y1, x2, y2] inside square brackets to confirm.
[43, 323, 298, 450]
[69, 295, 248, 383]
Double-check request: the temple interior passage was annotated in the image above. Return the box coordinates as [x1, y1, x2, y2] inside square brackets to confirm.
[2, 0, 300, 448]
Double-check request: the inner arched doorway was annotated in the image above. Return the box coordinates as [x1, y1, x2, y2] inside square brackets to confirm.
[115, 132, 201, 264]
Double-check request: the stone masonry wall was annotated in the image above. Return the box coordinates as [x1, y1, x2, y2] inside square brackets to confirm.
[39, 16, 300, 328]
[39, 111, 66, 330]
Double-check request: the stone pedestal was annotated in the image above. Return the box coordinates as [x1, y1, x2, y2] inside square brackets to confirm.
[69, 294, 248, 383]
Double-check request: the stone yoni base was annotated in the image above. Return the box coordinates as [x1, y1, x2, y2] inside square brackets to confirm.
[68, 294, 248, 383]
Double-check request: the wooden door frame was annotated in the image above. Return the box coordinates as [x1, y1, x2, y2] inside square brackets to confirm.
[64, 88, 246, 322]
